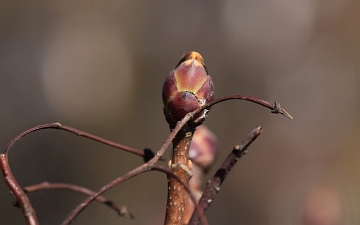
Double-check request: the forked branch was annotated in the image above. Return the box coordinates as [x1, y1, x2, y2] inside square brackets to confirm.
[0, 95, 291, 225]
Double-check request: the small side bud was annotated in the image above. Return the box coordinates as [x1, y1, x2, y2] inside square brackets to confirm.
[189, 125, 218, 172]
[162, 51, 215, 129]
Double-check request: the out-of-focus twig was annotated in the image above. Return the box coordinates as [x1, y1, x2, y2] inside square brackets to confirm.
[188, 126, 263, 225]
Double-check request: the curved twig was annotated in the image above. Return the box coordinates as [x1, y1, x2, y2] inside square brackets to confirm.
[193, 95, 293, 125]
[22, 182, 134, 219]
[2, 123, 144, 156]
[0, 154, 38, 225]
[155, 94, 292, 167]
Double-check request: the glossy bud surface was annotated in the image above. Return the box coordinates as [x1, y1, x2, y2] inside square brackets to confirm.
[162, 52, 214, 128]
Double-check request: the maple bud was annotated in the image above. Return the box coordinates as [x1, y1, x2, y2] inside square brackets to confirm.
[162, 52, 215, 128]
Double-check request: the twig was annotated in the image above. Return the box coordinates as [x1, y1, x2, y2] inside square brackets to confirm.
[164, 96, 290, 224]
[22, 182, 134, 219]
[58, 96, 291, 224]
[0, 123, 144, 225]
[0, 154, 38, 225]
[0, 95, 290, 225]
[59, 105, 201, 224]
[193, 96, 292, 125]
[2, 123, 144, 157]
[188, 126, 263, 225]
[60, 165, 149, 224]
[61, 164, 209, 225]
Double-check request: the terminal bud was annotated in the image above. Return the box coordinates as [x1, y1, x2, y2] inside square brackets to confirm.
[162, 52, 214, 129]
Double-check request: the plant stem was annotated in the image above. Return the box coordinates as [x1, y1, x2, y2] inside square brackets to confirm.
[164, 130, 194, 225]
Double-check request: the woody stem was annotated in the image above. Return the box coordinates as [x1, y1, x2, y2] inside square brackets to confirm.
[164, 129, 194, 225]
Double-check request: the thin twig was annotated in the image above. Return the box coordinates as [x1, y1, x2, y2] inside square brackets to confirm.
[22, 182, 134, 219]
[193, 95, 293, 125]
[0, 155, 38, 225]
[188, 126, 263, 225]
[60, 165, 150, 225]
[2, 123, 144, 156]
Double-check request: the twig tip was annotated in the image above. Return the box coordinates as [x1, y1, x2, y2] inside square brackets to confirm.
[272, 102, 293, 119]
[281, 108, 293, 119]
[253, 125, 263, 134]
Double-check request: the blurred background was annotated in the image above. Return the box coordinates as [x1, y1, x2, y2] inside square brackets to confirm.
[1, 1, 359, 224]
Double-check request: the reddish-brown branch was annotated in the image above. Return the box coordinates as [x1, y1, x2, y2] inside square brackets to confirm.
[2, 122, 144, 156]
[188, 126, 263, 225]
[61, 165, 149, 225]
[0, 94, 290, 225]
[0, 154, 38, 225]
[164, 131, 194, 225]
[162, 95, 290, 224]
[23, 182, 134, 219]
[61, 164, 208, 225]
[0, 123, 144, 225]
[193, 96, 292, 125]
[161, 95, 291, 166]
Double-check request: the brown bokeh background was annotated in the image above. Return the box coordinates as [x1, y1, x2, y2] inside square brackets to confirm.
[1, 1, 360, 224]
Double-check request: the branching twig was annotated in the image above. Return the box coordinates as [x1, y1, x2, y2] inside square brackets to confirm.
[0, 123, 144, 225]
[61, 164, 209, 225]
[188, 126, 263, 225]
[22, 182, 134, 219]
[164, 95, 291, 224]
[0, 95, 290, 225]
